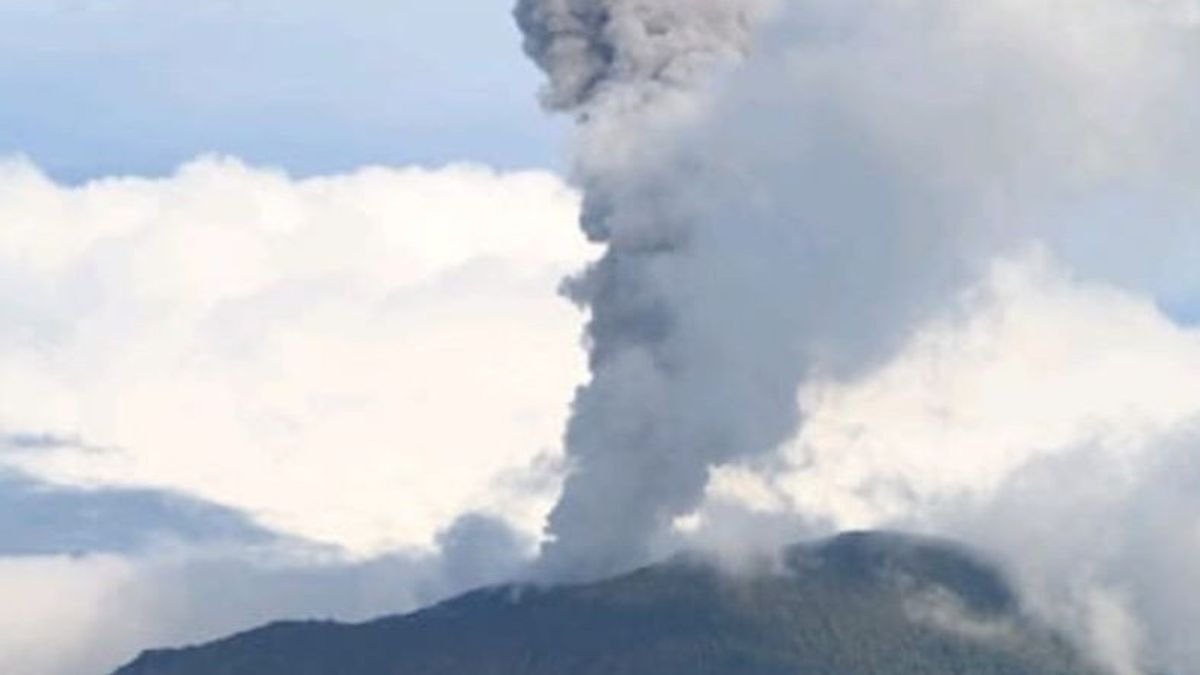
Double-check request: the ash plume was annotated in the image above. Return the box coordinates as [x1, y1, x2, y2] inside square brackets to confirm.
[514, 0, 769, 112]
[517, 0, 1200, 594]
[516, 0, 783, 577]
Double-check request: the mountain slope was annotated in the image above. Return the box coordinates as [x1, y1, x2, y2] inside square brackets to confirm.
[113, 531, 1098, 675]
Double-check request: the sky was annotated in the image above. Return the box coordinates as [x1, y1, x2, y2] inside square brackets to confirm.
[0, 0, 566, 180]
[3, 2, 1200, 675]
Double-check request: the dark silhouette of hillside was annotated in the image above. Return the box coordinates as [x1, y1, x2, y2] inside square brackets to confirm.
[114, 531, 1099, 675]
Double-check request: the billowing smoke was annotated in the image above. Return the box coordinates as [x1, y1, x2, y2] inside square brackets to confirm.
[517, 0, 1200, 581]
[516, 0, 782, 577]
[515, 0, 768, 111]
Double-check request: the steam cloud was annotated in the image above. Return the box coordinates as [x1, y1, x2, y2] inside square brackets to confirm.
[517, 3, 1200, 670]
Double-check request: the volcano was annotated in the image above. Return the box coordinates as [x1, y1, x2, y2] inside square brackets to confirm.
[113, 531, 1098, 675]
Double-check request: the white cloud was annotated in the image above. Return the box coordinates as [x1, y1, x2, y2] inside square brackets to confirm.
[0, 156, 592, 556]
[0, 554, 135, 675]
[699, 249, 1200, 531]
[696, 250, 1200, 673]
[757, 251, 1200, 528]
[0, 532, 531, 675]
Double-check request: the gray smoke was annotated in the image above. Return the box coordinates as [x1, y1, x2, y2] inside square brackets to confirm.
[517, 0, 1200, 583]
[516, 0, 784, 578]
[514, 0, 768, 111]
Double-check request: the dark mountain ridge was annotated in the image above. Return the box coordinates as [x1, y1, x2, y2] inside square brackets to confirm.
[114, 531, 1100, 675]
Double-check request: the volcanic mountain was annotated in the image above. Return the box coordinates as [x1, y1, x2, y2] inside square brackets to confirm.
[113, 531, 1099, 675]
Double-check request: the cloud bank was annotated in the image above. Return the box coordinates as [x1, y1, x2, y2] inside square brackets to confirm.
[0, 156, 596, 674]
[0, 156, 592, 556]
[0, 512, 533, 675]
[687, 253, 1200, 674]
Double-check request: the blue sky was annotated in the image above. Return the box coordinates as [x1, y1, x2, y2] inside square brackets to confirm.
[0, 0, 565, 181]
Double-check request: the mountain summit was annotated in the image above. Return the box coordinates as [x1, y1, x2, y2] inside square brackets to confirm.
[113, 531, 1098, 675]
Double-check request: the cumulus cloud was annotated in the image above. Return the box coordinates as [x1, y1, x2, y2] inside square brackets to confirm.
[732, 252, 1200, 529]
[692, 251, 1200, 673]
[0, 155, 594, 674]
[0, 156, 592, 556]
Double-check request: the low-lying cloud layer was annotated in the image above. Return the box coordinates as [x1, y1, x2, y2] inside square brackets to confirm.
[0, 512, 532, 675]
